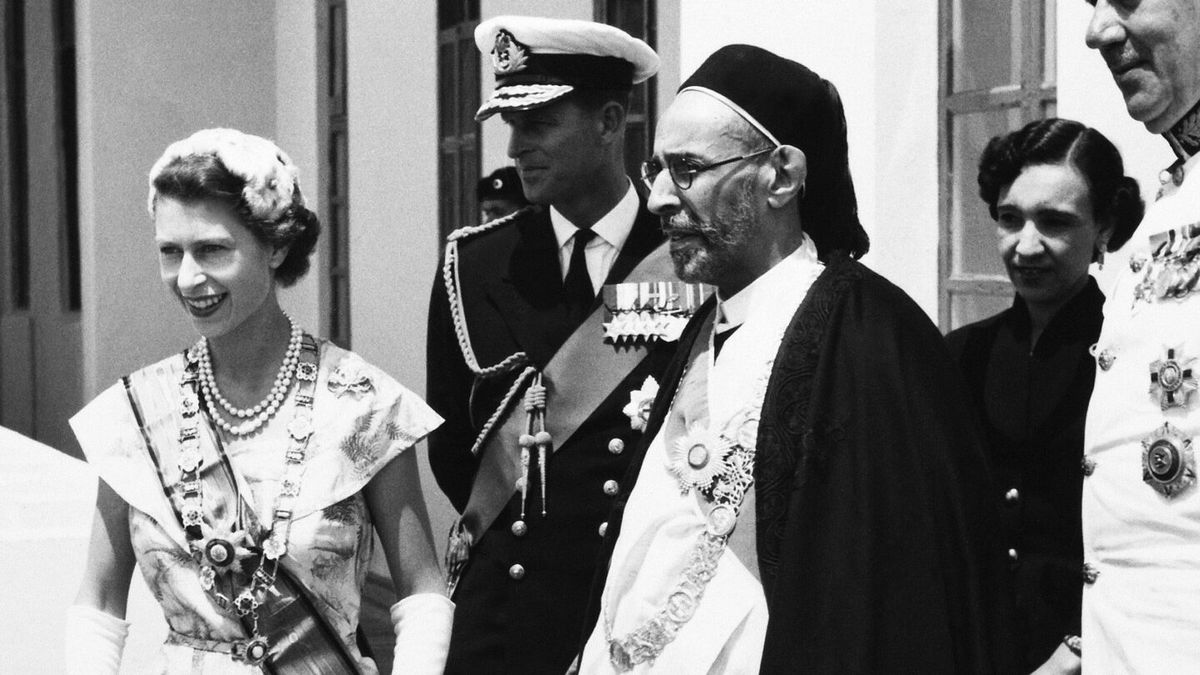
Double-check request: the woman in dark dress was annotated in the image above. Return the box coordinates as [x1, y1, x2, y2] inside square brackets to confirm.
[946, 118, 1144, 675]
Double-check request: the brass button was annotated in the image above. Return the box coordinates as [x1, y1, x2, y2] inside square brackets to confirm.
[598, 521, 608, 537]
[508, 563, 525, 580]
[1007, 548, 1019, 562]
[603, 479, 620, 496]
[608, 438, 625, 455]
[1004, 488, 1019, 503]
[1083, 456, 1096, 476]
[1083, 563, 1099, 584]
[511, 520, 527, 537]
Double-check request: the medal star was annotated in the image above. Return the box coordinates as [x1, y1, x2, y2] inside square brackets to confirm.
[1141, 422, 1196, 498]
[196, 528, 255, 575]
[666, 423, 732, 495]
[1149, 346, 1198, 410]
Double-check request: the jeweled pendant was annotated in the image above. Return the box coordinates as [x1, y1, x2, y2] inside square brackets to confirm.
[234, 589, 260, 616]
[1141, 422, 1196, 497]
[205, 538, 235, 567]
[181, 395, 199, 416]
[178, 448, 203, 473]
[182, 503, 204, 527]
[262, 535, 287, 560]
[199, 565, 216, 590]
[1149, 346, 1198, 410]
[706, 504, 737, 537]
[242, 636, 270, 666]
[296, 362, 318, 382]
[287, 414, 314, 441]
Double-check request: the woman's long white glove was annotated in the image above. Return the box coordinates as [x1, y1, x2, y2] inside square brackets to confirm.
[65, 604, 129, 675]
[390, 593, 454, 675]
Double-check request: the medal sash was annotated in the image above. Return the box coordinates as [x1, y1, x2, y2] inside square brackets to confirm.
[123, 356, 361, 674]
[459, 241, 688, 543]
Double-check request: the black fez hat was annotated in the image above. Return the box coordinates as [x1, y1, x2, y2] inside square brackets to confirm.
[477, 166, 528, 203]
[679, 44, 869, 260]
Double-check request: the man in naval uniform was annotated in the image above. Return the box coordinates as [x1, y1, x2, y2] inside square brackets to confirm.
[426, 16, 698, 674]
[1079, 1, 1200, 671]
[578, 45, 1009, 673]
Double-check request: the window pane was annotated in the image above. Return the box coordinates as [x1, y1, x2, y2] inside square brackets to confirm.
[1043, 0, 1056, 85]
[950, 107, 1021, 278]
[951, 0, 1021, 93]
[948, 290, 1013, 331]
[458, 32, 478, 132]
[438, 40, 455, 137]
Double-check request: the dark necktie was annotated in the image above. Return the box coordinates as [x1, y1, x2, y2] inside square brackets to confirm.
[713, 324, 741, 359]
[563, 228, 597, 322]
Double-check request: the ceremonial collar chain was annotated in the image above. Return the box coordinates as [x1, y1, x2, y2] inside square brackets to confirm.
[1166, 97, 1200, 161]
[177, 333, 319, 667]
[198, 315, 304, 437]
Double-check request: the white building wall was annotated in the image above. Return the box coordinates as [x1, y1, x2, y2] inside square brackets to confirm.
[275, 1, 322, 333]
[677, 0, 941, 315]
[344, 1, 454, 542]
[75, 1, 291, 397]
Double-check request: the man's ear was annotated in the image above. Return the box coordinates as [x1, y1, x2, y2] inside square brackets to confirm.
[598, 101, 627, 143]
[765, 145, 807, 210]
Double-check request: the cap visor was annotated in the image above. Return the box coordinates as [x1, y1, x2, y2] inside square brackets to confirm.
[475, 84, 575, 121]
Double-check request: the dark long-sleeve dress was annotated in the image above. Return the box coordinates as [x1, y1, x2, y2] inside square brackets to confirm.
[946, 276, 1103, 670]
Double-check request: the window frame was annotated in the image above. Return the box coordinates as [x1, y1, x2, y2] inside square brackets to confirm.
[937, 0, 1057, 330]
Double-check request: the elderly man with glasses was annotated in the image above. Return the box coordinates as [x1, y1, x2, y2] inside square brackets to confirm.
[575, 45, 1012, 674]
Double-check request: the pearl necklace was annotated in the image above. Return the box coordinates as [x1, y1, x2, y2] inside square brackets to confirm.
[198, 315, 303, 436]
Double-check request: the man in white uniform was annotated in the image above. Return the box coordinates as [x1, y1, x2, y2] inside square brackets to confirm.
[577, 45, 1006, 674]
[1081, 1, 1200, 670]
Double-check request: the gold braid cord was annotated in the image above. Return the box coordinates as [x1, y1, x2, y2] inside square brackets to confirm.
[443, 209, 543, 459]
[468, 365, 537, 457]
[442, 207, 534, 379]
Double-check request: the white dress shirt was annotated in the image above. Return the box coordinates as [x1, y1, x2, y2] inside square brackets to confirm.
[550, 182, 639, 292]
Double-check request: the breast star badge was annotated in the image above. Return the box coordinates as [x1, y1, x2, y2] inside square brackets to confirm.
[1149, 346, 1197, 410]
[1141, 422, 1196, 498]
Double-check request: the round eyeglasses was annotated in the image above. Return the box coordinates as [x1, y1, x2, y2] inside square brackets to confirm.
[639, 147, 775, 191]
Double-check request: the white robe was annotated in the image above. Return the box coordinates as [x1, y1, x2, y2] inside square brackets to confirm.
[581, 240, 822, 674]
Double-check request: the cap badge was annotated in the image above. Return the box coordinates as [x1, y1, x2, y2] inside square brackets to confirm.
[492, 29, 529, 75]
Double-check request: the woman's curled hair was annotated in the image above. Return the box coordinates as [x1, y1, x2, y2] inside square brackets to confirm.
[977, 117, 1144, 252]
[148, 129, 320, 287]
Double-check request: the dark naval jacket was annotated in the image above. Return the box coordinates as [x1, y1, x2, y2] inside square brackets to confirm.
[426, 201, 677, 674]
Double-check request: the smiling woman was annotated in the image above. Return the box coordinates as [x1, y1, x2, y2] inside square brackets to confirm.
[946, 117, 1144, 674]
[64, 129, 453, 674]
